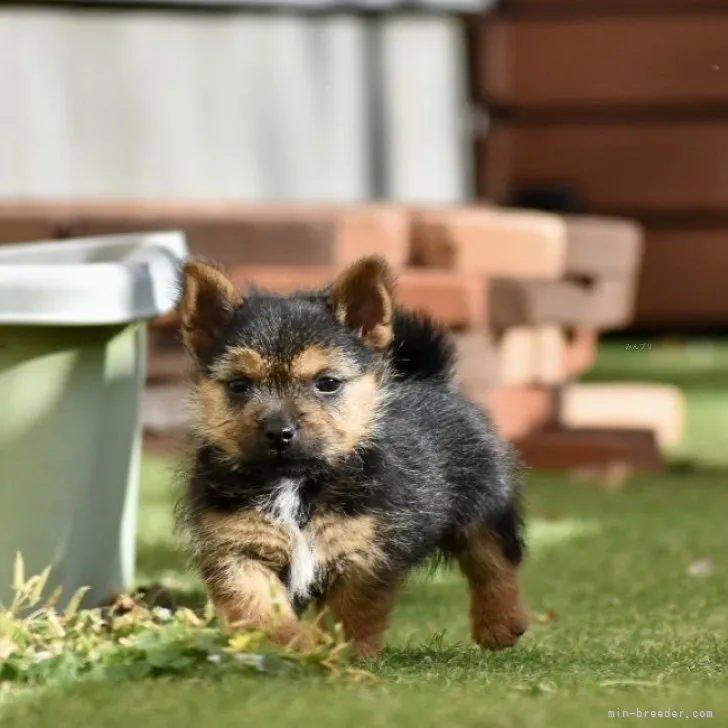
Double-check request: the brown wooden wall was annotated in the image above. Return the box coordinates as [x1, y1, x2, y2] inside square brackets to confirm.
[469, 3, 728, 329]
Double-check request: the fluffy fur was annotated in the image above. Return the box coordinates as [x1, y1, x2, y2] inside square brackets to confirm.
[176, 256, 528, 658]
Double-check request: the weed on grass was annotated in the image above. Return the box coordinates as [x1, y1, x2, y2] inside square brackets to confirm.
[0, 555, 364, 694]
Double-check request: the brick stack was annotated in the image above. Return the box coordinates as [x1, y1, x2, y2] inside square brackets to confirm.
[409, 207, 682, 471]
[0, 202, 685, 471]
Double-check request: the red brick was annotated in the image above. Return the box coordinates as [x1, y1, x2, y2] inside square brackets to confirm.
[146, 350, 188, 383]
[146, 328, 188, 383]
[0, 202, 410, 268]
[410, 206, 567, 278]
[564, 329, 598, 379]
[515, 428, 663, 472]
[229, 266, 488, 330]
[487, 386, 557, 441]
[0, 203, 71, 244]
[150, 266, 488, 331]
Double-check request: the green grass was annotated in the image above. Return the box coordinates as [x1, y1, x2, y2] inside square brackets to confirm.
[3, 341, 728, 727]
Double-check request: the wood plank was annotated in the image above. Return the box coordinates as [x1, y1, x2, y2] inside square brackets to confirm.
[474, 14, 728, 109]
[515, 427, 663, 471]
[498, 1, 728, 14]
[487, 386, 557, 441]
[634, 227, 728, 327]
[481, 123, 728, 214]
[410, 206, 568, 278]
[490, 277, 636, 329]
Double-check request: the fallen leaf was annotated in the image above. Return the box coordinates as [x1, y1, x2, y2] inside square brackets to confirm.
[0, 637, 16, 660]
[687, 558, 715, 578]
[535, 611, 558, 624]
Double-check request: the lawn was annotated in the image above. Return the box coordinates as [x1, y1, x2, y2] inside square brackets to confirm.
[2, 341, 728, 727]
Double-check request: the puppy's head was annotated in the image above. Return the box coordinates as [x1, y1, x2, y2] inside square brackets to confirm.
[179, 256, 394, 476]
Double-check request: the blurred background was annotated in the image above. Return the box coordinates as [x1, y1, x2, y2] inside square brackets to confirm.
[2, 0, 728, 594]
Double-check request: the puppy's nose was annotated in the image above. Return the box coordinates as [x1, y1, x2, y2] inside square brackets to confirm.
[262, 416, 298, 450]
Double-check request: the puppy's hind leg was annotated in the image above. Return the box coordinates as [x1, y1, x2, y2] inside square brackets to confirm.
[457, 507, 528, 650]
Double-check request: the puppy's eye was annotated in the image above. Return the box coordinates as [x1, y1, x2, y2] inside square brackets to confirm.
[313, 376, 343, 395]
[225, 378, 251, 396]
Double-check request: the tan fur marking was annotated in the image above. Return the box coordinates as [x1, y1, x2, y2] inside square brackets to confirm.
[212, 347, 271, 381]
[311, 513, 383, 578]
[291, 347, 362, 381]
[199, 511, 292, 569]
[297, 373, 381, 460]
[190, 379, 260, 457]
[322, 573, 403, 659]
[291, 347, 331, 380]
[458, 527, 528, 650]
[365, 281, 394, 349]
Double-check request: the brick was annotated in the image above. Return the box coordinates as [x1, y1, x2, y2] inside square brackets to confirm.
[228, 266, 488, 330]
[495, 326, 569, 385]
[0, 203, 74, 244]
[142, 383, 190, 435]
[0, 202, 410, 268]
[560, 383, 686, 449]
[564, 216, 643, 278]
[150, 265, 487, 333]
[564, 329, 598, 379]
[143, 431, 187, 455]
[487, 386, 557, 441]
[437, 329, 576, 403]
[146, 328, 188, 383]
[410, 206, 568, 278]
[490, 277, 635, 330]
[453, 331, 499, 399]
[515, 428, 663, 472]
[147, 350, 188, 383]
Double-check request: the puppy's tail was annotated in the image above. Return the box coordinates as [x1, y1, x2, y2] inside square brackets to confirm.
[389, 310, 456, 382]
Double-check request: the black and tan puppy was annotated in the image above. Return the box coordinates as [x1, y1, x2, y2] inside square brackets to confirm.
[176, 255, 528, 658]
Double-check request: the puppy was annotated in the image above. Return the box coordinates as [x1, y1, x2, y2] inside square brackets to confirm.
[176, 255, 528, 658]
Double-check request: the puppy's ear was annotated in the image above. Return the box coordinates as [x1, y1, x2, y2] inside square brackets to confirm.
[179, 259, 243, 357]
[329, 255, 395, 349]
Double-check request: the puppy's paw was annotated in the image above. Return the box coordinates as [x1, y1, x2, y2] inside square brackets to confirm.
[472, 604, 529, 650]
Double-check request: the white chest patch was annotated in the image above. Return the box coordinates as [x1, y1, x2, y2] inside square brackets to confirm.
[261, 479, 317, 601]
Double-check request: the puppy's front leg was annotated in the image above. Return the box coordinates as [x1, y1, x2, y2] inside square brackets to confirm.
[207, 557, 302, 646]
